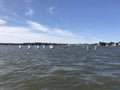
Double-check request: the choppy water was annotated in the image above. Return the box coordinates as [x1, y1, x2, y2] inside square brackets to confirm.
[0, 45, 120, 90]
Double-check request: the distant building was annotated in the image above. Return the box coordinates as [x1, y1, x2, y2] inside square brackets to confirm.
[99, 41, 120, 46]
[99, 42, 107, 46]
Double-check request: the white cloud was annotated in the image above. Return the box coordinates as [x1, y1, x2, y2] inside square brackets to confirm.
[25, 8, 34, 16]
[27, 20, 75, 37]
[0, 19, 6, 25]
[0, 25, 84, 43]
[0, 26, 29, 43]
[27, 20, 49, 32]
[49, 6, 55, 15]
[0, 26, 29, 34]
[0, 20, 99, 43]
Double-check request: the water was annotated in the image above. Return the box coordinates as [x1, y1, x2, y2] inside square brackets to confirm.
[0, 45, 120, 90]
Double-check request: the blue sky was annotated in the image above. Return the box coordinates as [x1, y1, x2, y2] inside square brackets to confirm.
[0, 0, 120, 43]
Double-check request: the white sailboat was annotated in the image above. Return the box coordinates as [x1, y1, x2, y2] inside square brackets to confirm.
[49, 45, 54, 49]
[86, 45, 89, 50]
[94, 45, 97, 50]
[27, 45, 31, 49]
[42, 45, 45, 49]
[36, 45, 39, 49]
[18, 45, 21, 49]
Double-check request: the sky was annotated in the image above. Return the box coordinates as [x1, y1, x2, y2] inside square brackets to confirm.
[0, 0, 120, 44]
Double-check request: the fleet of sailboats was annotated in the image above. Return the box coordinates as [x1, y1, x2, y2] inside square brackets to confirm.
[18, 44, 99, 51]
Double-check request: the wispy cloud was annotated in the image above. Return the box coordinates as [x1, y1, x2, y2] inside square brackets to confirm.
[11, 12, 26, 21]
[0, 1, 25, 24]
[2, 15, 25, 24]
[49, 6, 55, 15]
[0, 19, 99, 43]
[26, 21, 100, 43]
[25, 8, 34, 16]
[25, 0, 34, 16]
[0, 1, 5, 11]
[27, 20, 74, 37]
[0, 19, 6, 25]
[27, 20, 49, 32]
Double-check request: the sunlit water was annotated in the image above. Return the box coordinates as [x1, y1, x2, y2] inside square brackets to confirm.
[0, 45, 120, 90]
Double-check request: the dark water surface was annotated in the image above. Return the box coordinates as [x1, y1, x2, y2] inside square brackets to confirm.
[0, 45, 120, 90]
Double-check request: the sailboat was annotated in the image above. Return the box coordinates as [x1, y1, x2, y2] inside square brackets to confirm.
[49, 45, 54, 49]
[27, 45, 31, 49]
[18, 45, 21, 49]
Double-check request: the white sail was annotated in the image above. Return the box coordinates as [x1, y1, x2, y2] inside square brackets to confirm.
[18, 45, 21, 49]
[36, 45, 39, 49]
[27, 45, 31, 49]
[49, 45, 54, 49]
[42, 45, 45, 49]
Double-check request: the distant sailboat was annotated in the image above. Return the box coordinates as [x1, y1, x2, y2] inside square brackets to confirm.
[18, 45, 21, 49]
[94, 45, 97, 50]
[36, 45, 39, 49]
[42, 45, 45, 49]
[49, 45, 54, 49]
[106, 44, 108, 46]
[86, 45, 89, 50]
[27, 45, 31, 49]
